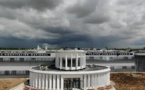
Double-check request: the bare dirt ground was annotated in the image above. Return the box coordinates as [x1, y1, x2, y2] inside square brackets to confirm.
[1, 73, 145, 90]
[111, 73, 145, 90]
[0, 78, 27, 90]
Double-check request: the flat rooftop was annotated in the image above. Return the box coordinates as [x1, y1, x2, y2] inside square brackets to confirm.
[32, 64, 108, 72]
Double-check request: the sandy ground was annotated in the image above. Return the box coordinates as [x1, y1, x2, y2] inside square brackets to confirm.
[1, 73, 145, 90]
[0, 78, 27, 90]
[111, 73, 145, 90]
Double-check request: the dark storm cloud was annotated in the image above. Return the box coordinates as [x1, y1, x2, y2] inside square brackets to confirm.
[0, 0, 145, 48]
[0, 37, 38, 48]
[0, 0, 63, 10]
[38, 33, 90, 45]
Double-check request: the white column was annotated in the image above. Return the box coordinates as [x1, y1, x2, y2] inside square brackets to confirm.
[35, 73, 38, 88]
[105, 72, 107, 85]
[30, 72, 32, 86]
[65, 55, 67, 70]
[31, 72, 33, 87]
[60, 57, 62, 69]
[92, 74, 94, 88]
[37, 73, 39, 89]
[99, 74, 101, 86]
[61, 76, 63, 90]
[55, 57, 57, 68]
[84, 75, 86, 90]
[98, 74, 100, 87]
[49, 75, 52, 90]
[38, 74, 41, 89]
[80, 55, 81, 68]
[57, 75, 60, 90]
[33, 73, 35, 88]
[76, 53, 78, 69]
[84, 55, 86, 68]
[91, 74, 93, 88]
[96, 74, 98, 88]
[45, 74, 48, 90]
[108, 72, 110, 84]
[95, 74, 97, 88]
[81, 55, 83, 68]
[88, 74, 90, 88]
[42, 74, 45, 89]
[100, 74, 102, 86]
[103, 73, 105, 85]
[71, 54, 72, 70]
[53, 75, 56, 90]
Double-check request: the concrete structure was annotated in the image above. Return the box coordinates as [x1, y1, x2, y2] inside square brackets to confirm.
[86, 50, 134, 61]
[135, 52, 145, 72]
[29, 49, 110, 90]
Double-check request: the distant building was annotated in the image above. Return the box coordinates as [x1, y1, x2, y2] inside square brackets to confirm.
[135, 50, 145, 72]
[0, 48, 135, 76]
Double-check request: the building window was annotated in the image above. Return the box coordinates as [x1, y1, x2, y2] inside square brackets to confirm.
[67, 58, 71, 67]
[130, 53, 133, 55]
[124, 57, 128, 59]
[12, 71, 16, 75]
[10, 58, 15, 62]
[122, 66, 127, 69]
[62, 58, 65, 67]
[0, 58, 3, 62]
[5, 71, 9, 75]
[31, 58, 36, 61]
[111, 66, 114, 70]
[132, 66, 135, 69]
[26, 71, 29, 75]
[47, 54, 50, 56]
[20, 58, 24, 62]
[90, 57, 94, 60]
[109, 57, 113, 60]
[100, 57, 103, 60]
[72, 58, 76, 67]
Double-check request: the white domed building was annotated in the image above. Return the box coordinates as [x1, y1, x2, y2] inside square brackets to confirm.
[29, 49, 111, 90]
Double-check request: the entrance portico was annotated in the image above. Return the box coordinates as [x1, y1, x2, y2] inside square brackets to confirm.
[64, 78, 81, 90]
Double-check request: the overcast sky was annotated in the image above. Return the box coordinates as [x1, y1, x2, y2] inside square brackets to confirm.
[0, 0, 145, 48]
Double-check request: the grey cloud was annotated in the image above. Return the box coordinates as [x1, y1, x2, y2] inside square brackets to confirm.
[0, 0, 63, 10]
[66, 0, 99, 18]
[83, 12, 110, 24]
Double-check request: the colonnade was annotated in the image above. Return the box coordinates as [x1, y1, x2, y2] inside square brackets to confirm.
[83, 71, 110, 89]
[55, 53, 86, 70]
[30, 72, 63, 90]
[30, 71, 110, 90]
